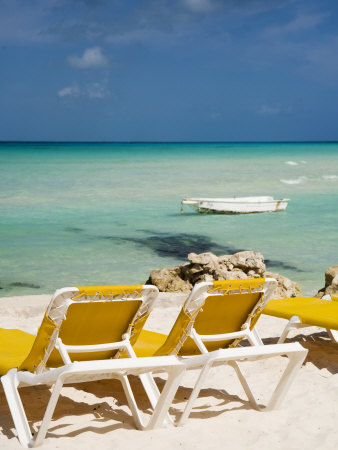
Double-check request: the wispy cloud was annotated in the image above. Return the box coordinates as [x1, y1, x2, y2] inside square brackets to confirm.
[0, 0, 52, 44]
[68, 46, 109, 69]
[86, 81, 110, 98]
[263, 11, 327, 38]
[1, 0, 338, 90]
[0, 0, 289, 45]
[57, 83, 80, 98]
[57, 80, 111, 100]
[257, 104, 292, 115]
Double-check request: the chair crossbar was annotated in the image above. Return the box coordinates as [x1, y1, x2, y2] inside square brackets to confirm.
[197, 330, 253, 342]
[57, 338, 131, 354]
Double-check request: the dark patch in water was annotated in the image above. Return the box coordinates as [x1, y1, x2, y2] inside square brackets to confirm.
[132, 233, 242, 258]
[65, 227, 85, 233]
[99, 231, 242, 258]
[265, 259, 305, 273]
[97, 230, 304, 273]
[9, 282, 40, 289]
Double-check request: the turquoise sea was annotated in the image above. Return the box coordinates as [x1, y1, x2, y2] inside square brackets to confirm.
[0, 142, 337, 297]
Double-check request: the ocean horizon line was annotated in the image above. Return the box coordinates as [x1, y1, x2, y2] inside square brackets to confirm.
[1, 140, 338, 145]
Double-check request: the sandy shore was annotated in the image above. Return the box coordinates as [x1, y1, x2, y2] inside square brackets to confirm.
[0, 293, 337, 449]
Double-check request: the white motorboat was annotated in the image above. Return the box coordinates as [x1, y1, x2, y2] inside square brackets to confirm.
[180, 196, 289, 214]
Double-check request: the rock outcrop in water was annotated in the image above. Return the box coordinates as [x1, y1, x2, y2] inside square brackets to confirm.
[316, 265, 338, 298]
[146, 251, 301, 299]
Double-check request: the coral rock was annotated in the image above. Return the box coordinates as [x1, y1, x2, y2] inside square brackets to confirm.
[146, 251, 301, 299]
[265, 271, 301, 299]
[316, 265, 338, 298]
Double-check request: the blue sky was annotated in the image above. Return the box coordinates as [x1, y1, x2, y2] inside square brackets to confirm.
[1, 0, 338, 141]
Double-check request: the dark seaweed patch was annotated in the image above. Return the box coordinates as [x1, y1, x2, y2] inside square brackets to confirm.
[97, 230, 304, 273]
[265, 259, 305, 273]
[100, 231, 243, 259]
[64, 227, 85, 233]
[9, 282, 40, 289]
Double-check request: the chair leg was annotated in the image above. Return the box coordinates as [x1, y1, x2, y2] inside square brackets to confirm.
[228, 361, 260, 409]
[120, 375, 144, 429]
[1, 369, 33, 448]
[230, 349, 307, 412]
[138, 372, 161, 409]
[327, 329, 338, 344]
[277, 316, 301, 343]
[33, 377, 64, 447]
[265, 350, 307, 410]
[146, 365, 185, 430]
[2, 370, 65, 448]
[176, 361, 213, 427]
[124, 342, 162, 411]
[120, 366, 184, 431]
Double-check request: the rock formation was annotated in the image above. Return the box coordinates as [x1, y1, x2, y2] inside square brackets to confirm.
[316, 265, 338, 298]
[146, 251, 301, 299]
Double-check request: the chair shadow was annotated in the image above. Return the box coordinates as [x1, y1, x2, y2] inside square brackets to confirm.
[261, 332, 338, 374]
[77, 375, 259, 423]
[0, 378, 147, 442]
[4, 341, 321, 444]
[168, 383, 257, 421]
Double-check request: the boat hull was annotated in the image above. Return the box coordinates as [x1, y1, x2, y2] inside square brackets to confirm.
[181, 197, 289, 214]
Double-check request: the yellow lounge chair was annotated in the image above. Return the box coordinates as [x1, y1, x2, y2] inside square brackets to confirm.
[132, 278, 308, 426]
[263, 294, 338, 343]
[0, 285, 185, 448]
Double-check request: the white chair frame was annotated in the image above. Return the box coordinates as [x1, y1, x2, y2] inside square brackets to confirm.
[141, 278, 308, 426]
[1, 285, 184, 448]
[2, 356, 185, 448]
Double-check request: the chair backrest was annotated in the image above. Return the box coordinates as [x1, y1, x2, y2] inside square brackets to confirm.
[154, 278, 276, 356]
[19, 285, 158, 374]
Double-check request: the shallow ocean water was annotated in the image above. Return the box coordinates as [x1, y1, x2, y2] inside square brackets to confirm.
[0, 141, 337, 296]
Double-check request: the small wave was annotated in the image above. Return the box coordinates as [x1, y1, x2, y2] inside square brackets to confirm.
[280, 176, 307, 185]
[301, 160, 307, 164]
[322, 175, 338, 180]
[285, 161, 298, 166]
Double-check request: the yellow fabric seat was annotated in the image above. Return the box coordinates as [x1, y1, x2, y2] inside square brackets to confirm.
[133, 329, 168, 357]
[263, 296, 338, 330]
[0, 329, 36, 376]
[263, 295, 338, 344]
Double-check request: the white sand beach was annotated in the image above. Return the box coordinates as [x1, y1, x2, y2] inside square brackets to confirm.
[0, 293, 337, 450]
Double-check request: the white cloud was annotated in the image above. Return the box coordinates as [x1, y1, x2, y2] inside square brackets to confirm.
[68, 46, 109, 69]
[57, 80, 111, 100]
[57, 83, 80, 98]
[257, 104, 292, 115]
[257, 104, 281, 115]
